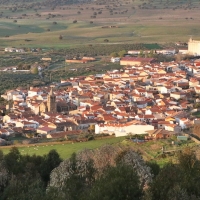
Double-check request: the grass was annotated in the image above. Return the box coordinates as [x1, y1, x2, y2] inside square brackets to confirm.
[0, 0, 200, 47]
[0, 137, 125, 159]
[0, 21, 45, 37]
[122, 138, 197, 167]
[0, 135, 198, 167]
[0, 12, 200, 48]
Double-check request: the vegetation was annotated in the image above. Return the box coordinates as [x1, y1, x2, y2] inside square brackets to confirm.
[192, 111, 200, 118]
[146, 149, 200, 200]
[0, 0, 199, 47]
[31, 66, 39, 74]
[0, 137, 125, 159]
[0, 73, 44, 94]
[0, 144, 200, 199]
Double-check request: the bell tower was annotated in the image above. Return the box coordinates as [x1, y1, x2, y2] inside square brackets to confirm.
[47, 86, 57, 113]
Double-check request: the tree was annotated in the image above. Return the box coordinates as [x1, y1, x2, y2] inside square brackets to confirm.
[147, 149, 200, 200]
[4, 147, 23, 175]
[175, 53, 184, 62]
[0, 150, 8, 194]
[1, 175, 45, 200]
[31, 67, 38, 74]
[127, 132, 133, 140]
[110, 52, 119, 57]
[59, 35, 63, 40]
[138, 50, 144, 57]
[146, 161, 160, 177]
[17, 62, 23, 70]
[118, 50, 126, 58]
[40, 149, 62, 184]
[83, 164, 143, 200]
[49, 146, 152, 196]
[149, 49, 154, 58]
[47, 152, 96, 200]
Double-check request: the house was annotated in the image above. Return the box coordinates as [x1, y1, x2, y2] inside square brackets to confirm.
[16, 48, 25, 53]
[136, 101, 148, 109]
[135, 114, 156, 123]
[157, 49, 176, 55]
[2, 90, 20, 101]
[178, 118, 192, 130]
[120, 57, 155, 66]
[3, 114, 18, 123]
[41, 57, 51, 61]
[46, 130, 81, 139]
[36, 126, 57, 135]
[157, 121, 171, 129]
[127, 50, 140, 55]
[170, 92, 186, 100]
[0, 129, 10, 136]
[165, 124, 181, 133]
[15, 121, 38, 129]
[189, 78, 199, 88]
[145, 129, 173, 139]
[111, 57, 120, 63]
[66, 59, 88, 64]
[28, 88, 43, 97]
[4, 47, 16, 52]
[82, 57, 96, 62]
[194, 85, 200, 94]
[77, 119, 97, 130]
[159, 86, 175, 94]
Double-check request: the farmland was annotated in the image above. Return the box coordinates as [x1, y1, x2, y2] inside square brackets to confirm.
[0, 0, 199, 48]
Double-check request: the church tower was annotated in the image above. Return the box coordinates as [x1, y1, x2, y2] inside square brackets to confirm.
[47, 86, 57, 113]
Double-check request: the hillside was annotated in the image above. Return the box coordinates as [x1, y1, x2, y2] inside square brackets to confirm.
[0, 0, 200, 47]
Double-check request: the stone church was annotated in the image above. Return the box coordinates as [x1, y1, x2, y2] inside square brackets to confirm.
[38, 87, 77, 114]
[39, 87, 57, 113]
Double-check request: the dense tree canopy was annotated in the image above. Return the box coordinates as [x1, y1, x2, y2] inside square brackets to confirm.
[83, 164, 142, 200]
[0, 146, 200, 199]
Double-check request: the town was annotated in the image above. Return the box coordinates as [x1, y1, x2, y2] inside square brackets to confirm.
[0, 39, 200, 145]
[1, 0, 200, 198]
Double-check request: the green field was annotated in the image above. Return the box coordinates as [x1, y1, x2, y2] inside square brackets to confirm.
[0, 0, 200, 48]
[0, 136, 197, 167]
[1, 20, 200, 48]
[0, 137, 125, 159]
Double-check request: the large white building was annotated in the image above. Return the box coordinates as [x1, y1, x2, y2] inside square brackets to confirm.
[188, 38, 200, 56]
[95, 121, 154, 137]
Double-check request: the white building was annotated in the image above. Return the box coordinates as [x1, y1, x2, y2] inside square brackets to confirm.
[111, 57, 120, 63]
[156, 49, 176, 55]
[95, 121, 154, 137]
[188, 38, 200, 56]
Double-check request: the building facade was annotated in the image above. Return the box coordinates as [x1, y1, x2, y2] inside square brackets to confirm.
[47, 87, 57, 113]
[188, 38, 200, 56]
